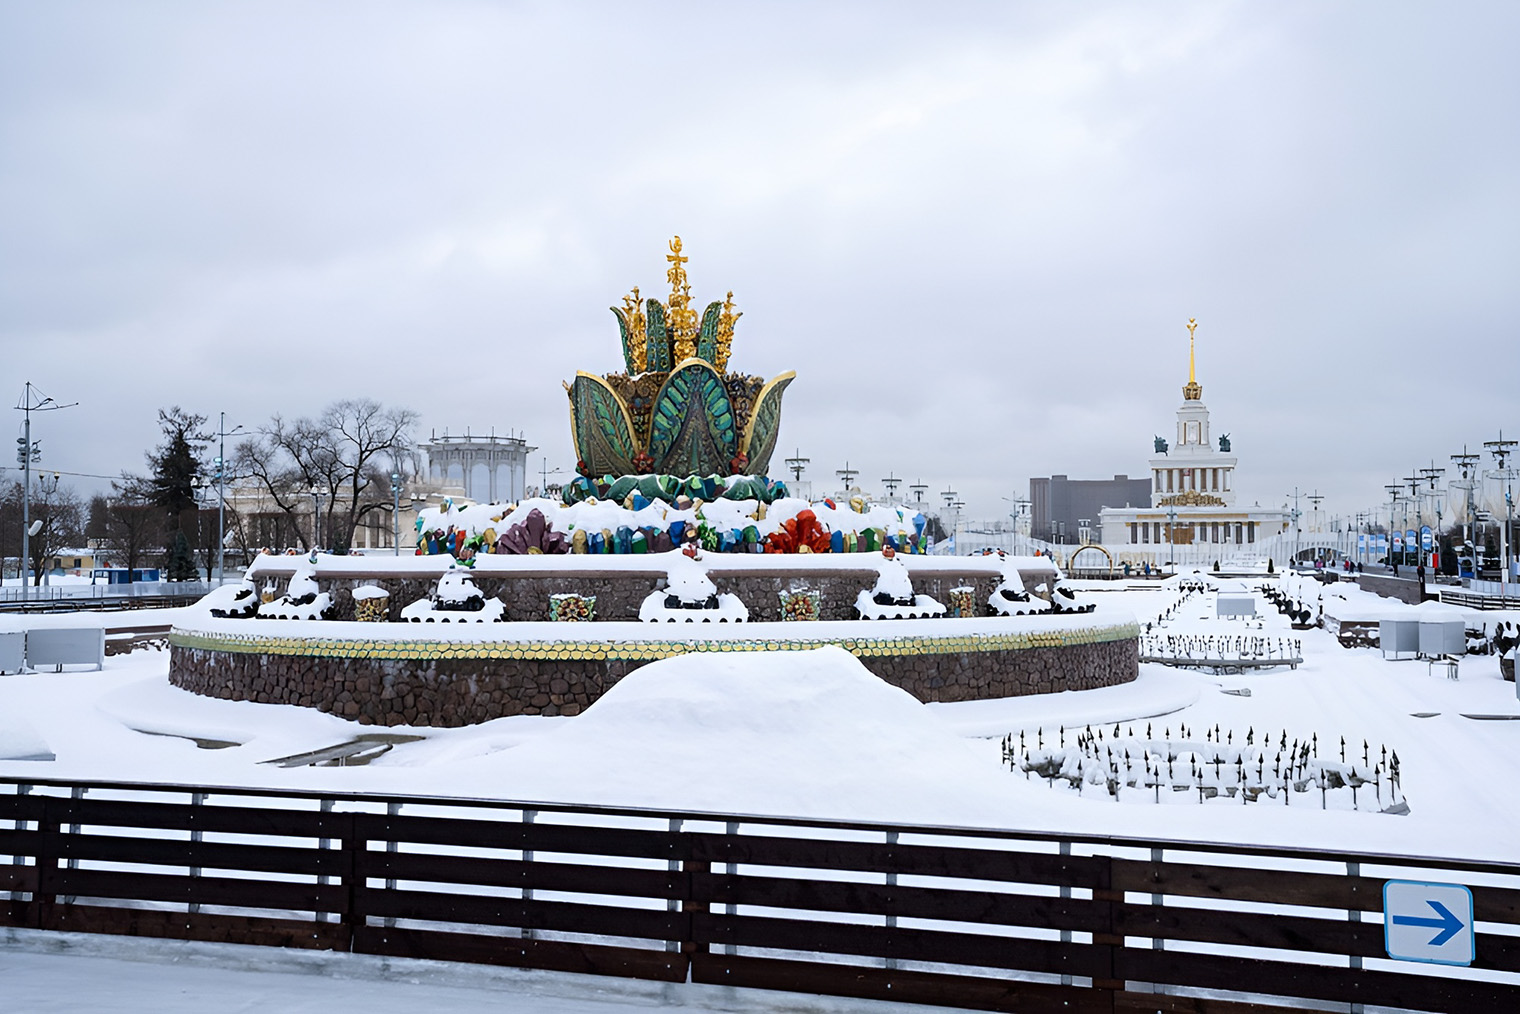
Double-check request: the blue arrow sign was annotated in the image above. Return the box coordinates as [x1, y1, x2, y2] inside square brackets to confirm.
[1392, 899, 1463, 946]
[1384, 880, 1474, 966]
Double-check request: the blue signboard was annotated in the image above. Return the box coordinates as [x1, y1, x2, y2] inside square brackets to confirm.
[1384, 880, 1474, 966]
[1393, 533, 1403, 551]
[1420, 526, 1433, 552]
[1406, 530, 1418, 554]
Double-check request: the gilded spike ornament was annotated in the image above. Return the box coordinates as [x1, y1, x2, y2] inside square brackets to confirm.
[620, 286, 647, 373]
[1183, 317, 1203, 401]
[570, 237, 794, 483]
[716, 290, 741, 373]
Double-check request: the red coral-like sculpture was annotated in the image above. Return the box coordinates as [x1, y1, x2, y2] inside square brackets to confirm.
[764, 509, 832, 554]
[495, 508, 569, 555]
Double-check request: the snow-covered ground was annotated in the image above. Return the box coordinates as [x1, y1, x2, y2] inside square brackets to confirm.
[3, 580, 1519, 1009]
[0, 929, 968, 1014]
[1, 582, 1517, 864]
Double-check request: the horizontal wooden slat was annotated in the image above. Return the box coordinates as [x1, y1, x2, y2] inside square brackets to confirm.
[695, 912, 1111, 980]
[354, 925, 687, 982]
[1115, 947, 1518, 1012]
[1112, 991, 1339, 1013]
[0, 794, 48, 823]
[1113, 859, 1377, 911]
[1474, 883, 1520, 924]
[0, 828, 42, 855]
[42, 903, 344, 949]
[49, 798, 347, 839]
[354, 813, 681, 860]
[50, 832, 345, 878]
[356, 886, 683, 941]
[1116, 903, 1386, 958]
[356, 850, 682, 899]
[41, 868, 347, 913]
[692, 870, 1102, 933]
[0, 865, 39, 893]
[689, 833, 1107, 888]
[691, 953, 1112, 1014]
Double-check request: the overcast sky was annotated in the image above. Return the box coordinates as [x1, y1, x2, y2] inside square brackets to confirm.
[3, 1, 1517, 524]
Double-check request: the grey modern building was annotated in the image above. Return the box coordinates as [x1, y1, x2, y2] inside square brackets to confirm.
[1029, 474, 1151, 544]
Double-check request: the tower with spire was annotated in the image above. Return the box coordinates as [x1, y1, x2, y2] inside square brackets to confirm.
[1153, 318, 1236, 505]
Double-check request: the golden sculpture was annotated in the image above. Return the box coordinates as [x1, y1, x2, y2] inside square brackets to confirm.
[1183, 317, 1203, 401]
[715, 290, 741, 372]
[1158, 490, 1226, 507]
[621, 286, 647, 372]
[667, 237, 699, 362]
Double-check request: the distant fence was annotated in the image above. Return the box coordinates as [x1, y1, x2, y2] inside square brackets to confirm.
[0, 583, 210, 613]
[2, 779, 1517, 1012]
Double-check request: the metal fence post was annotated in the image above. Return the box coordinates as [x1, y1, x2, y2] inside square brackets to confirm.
[1059, 840, 1072, 986]
[1348, 860, 1363, 1014]
[724, 820, 738, 957]
[187, 791, 206, 915]
[886, 830, 899, 971]
[522, 809, 536, 939]
[7, 783, 30, 909]
[383, 801, 400, 929]
[667, 817, 683, 954]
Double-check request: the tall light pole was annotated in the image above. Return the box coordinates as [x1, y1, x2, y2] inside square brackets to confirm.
[310, 486, 324, 552]
[1452, 447, 1481, 575]
[14, 383, 76, 596]
[1485, 432, 1517, 592]
[1285, 487, 1305, 568]
[1165, 503, 1178, 571]
[211, 413, 244, 586]
[390, 472, 403, 556]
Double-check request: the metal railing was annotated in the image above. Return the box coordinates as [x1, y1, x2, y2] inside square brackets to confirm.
[2, 778, 1517, 1013]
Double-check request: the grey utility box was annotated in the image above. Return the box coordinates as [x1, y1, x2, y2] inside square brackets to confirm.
[0, 631, 24, 674]
[1379, 619, 1420, 660]
[1217, 594, 1257, 619]
[26, 627, 105, 671]
[1417, 619, 1465, 658]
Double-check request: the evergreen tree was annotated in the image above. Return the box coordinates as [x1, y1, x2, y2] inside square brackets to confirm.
[163, 529, 199, 581]
[145, 407, 211, 580]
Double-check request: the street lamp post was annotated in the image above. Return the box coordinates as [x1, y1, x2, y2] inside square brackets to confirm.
[1452, 447, 1481, 577]
[13, 382, 76, 597]
[310, 487, 324, 552]
[213, 413, 244, 586]
[1485, 432, 1517, 593]
[390, 472, 404, 557]
[1165, 504, 1178, 572]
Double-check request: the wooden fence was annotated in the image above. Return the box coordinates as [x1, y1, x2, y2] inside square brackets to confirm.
[3, 778, 1517, 1012]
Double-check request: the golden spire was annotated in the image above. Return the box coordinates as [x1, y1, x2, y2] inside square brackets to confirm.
[666, 236, 698, 362]
[1183, 317, 1202, 400]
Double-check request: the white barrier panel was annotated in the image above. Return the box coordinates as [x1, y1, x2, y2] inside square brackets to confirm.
[0, 631, 24, 674]
[26, 628, 105, 671]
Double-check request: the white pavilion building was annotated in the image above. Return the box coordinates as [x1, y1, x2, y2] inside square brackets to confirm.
[1099, 322, 1287, 557]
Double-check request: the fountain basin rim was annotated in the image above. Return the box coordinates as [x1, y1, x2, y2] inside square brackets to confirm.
[169, 610, 1140, 662]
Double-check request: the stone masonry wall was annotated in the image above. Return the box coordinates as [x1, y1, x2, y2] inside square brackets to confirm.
[169, 636, 1137, 728]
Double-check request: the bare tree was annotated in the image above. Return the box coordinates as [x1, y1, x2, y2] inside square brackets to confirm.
[234, 399, 417, 553]
[8, 480, 86, 585]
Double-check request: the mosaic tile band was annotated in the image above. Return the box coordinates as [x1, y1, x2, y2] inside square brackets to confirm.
[169, 620, 1141, 664]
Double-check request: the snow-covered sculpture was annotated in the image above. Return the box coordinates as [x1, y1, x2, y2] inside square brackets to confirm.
[258, 564, 336, 621]
[854, 551, 945, 620]
[401, 567, 506, 622]
[1049, 582, 1096, 614]
[203, 579, 260, 619]
[988, 563, 1043, 617]
[639, 552, 748, 622]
